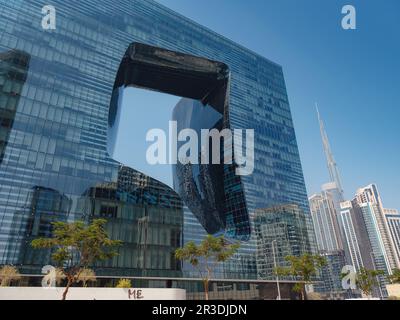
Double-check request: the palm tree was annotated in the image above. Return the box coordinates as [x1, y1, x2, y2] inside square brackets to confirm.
[76, 268, 96, 287]
[388, 268, 400, 284]
[0, 265, 22, 287]
[275, 254, 327, 300]
[356, 268, 384, 299]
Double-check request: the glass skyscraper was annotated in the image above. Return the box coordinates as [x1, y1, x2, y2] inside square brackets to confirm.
[254, 205, 310, 280]
[0, 0, 314, 285]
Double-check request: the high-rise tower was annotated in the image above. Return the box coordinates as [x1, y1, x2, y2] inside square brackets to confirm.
[355, 184, 400, 272]
[312, 105, 349, 297]
[316, 105, 344, 199]
[0, 0, 314, 291]
[315, 106, 350, 259]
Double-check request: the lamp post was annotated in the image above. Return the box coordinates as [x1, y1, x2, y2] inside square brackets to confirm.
[272, 240, 281, 300]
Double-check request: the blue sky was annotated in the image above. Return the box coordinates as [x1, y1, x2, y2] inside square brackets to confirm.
[114, 0, 400, 209]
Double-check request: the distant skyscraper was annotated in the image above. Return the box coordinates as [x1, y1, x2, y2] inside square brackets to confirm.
[314, 108, 396, 298]
[385, 209, 400, 215]
[317, 105, 344, 199]
[339, 201, 365, 272]
[309, 185, 347, 296]
[340, 200, 386, 298]
[315, 108, 349, 261]
[313, 107, 349, 296]
[355, 184, 400, 272]
[384, 208, 400, 269]
[309, 189, 343, 252]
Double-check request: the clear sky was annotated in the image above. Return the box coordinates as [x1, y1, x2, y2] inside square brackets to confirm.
[114, 0, 400, 210]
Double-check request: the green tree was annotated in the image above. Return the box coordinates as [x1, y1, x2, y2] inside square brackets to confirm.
[356, 268, 384, 299]
[31, 219, 122, 300]
[388, 268, 400, 284]
[275, 254, 327, 300]
[175, 235, 240, 300]
[116, 278, 132, 288]
[0, 265, 21, 287]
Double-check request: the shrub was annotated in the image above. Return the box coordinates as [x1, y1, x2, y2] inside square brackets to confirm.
[116, 278, 132, 288]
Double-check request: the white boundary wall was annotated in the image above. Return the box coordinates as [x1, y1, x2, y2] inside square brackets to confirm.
[387, 284, 400, 298]
[0, 287, 186, 300]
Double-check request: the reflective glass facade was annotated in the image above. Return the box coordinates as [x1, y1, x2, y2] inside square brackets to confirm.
[172, 98, 250, 239]
[314, 251, 346, 297]
[254, 205, 310, 280]
[0, 0, 314, 280]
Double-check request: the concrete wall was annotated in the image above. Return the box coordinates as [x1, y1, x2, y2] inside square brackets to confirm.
[387, 284, 400, 298]
[0, 287, 186, 300]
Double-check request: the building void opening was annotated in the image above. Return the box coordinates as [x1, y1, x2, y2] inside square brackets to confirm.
[108, 43, 250, 240]
[113, 87, 179, 187]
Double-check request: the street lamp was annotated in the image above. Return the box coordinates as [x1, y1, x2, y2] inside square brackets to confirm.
[271, 239, 281, 300]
